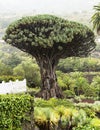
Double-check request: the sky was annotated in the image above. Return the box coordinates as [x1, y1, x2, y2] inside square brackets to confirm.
[0, 0, 100, 14]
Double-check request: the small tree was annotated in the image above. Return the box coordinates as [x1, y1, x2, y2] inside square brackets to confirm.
[4, 15, 96, 99]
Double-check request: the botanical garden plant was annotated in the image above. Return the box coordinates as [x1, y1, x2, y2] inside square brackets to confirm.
[34, 98, 100, 130]
[4, 15, 96, 99]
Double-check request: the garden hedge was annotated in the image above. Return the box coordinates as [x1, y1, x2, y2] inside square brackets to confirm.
[0, 94, 34, 130]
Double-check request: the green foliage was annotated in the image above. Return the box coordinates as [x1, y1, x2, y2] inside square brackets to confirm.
[27, 87, 40, 95]
[34, 107, 58, 129]
[0, 61, 12, 76]
[0, 42, 41, 88]
[34, 98, 100, 130]
[3, 15, 96, 98]
[0, 43, 23, 68]
[57, 71, 90, 97]
[91, 3, 100, 33]
[4, 15, 95, 59]
[91, 118, 100, 128]
[64, 90, 75, 98]
[3, 53, 22, 68]
[74, 76, 89, 96]
[34, 98, 73, 108]
[57, 57, 100, 72]
[13, 65, 25, 77]
[13, 60, 41, 87]
[91, 76, 100, 98]
[73, 102, 100, 130]
[74, 101, 100, 117]
[57, 71, 100, 98]
[57, 71, 75, 91]
[0, 94, 34, 130]
[34, 98, 74, 129]
[84, 86, 97, 97]
[73, 124, 100, 130]
[0, 75, 23, 83]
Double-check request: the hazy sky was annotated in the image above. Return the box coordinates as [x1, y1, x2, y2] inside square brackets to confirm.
[0, 0, 100, 14]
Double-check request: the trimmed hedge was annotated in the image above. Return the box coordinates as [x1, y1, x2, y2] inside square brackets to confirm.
[0, 94, 34, 130]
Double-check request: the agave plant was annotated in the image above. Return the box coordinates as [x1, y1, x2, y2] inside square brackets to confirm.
[34, 107, 59, 130]
[34, 98, 98, 130]
[55, 106, 79, 130]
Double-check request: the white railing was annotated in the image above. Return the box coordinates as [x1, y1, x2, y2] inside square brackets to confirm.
[0, 79, 27, 94]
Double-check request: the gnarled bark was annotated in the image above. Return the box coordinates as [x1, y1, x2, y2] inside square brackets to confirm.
[35, 56, 64, 99]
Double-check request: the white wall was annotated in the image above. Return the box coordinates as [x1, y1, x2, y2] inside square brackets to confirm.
[0, 79, 27, 94]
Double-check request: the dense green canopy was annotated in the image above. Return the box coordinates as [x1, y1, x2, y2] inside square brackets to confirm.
[4, 15, 96, 99]
[4, 15, 96, 59]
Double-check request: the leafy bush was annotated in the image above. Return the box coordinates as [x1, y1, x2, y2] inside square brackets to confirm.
[34, 98, 73, 108]
[74, 101, 100, 119]
[13, 60, 41, 87]
[0, 94, 34, 129]
[34, 100, 100, 130]
[91, 76, 100, 98]
[91, 118, 100, 127]
[0, 75, 23, 83]
[57, 57, 100, 72]
[64, 90, 75, 98]
[73, 124, 100, 130]
[57, 71, 100, 98]
[0, 61, 13, 75]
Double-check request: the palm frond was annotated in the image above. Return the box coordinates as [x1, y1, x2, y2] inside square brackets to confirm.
[94, 4, 100, 11]
[91, 3, 100, 33]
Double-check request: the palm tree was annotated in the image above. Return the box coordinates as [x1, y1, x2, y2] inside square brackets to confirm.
[91, 3, 100, 35]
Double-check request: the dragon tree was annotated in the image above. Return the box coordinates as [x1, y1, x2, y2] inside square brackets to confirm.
[4, 15, 96, 99]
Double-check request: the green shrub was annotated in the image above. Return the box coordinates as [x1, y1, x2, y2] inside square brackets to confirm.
[0, 75, 23, 83]
[73, 124, 100, 130]
[57, 57, 100, 72]
[13, 61, 41, 88]
[34, 98, 73, 108]
[64, 90, 75, 98]
[0, 94, 34, 130]
[33, 98, 100, 130]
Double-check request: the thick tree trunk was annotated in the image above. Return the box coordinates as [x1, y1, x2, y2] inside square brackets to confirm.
[35, 57, 64, 99]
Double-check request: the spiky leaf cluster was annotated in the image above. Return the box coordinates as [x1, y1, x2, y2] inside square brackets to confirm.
[4, 15, 96, 59]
